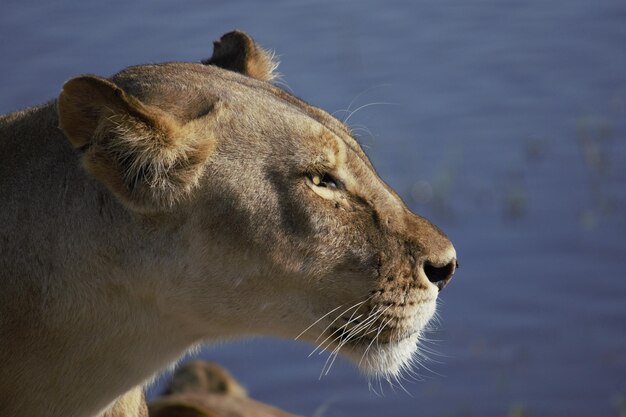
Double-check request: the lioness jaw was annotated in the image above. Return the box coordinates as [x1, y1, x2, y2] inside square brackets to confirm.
[0, 31, 457, 417]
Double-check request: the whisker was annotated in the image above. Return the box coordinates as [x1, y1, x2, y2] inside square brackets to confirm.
[333, 305, 386, 344]
[353, 305, 391, 337]
[317, 308, 377, 377]
[348, 124, 374, 140]
[324, 305, 388, 355]
[343, 102, 398, 124]
[319, 306, 384, 377]
[341, 83, 393, 117]
[412, 347, 445, 378]
[314, 299, 365, 344]
[357, 312, 395, 377]
[358, 319, 387, 367]
[294, 304, 345, 340]
[308, 296, 371, 357]
[316, 312, 367, 356]
[396, 372, 416, 395]
[322, 306, 392, 377]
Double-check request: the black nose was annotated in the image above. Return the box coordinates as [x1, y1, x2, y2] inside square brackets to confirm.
[424, 259, 458, 291]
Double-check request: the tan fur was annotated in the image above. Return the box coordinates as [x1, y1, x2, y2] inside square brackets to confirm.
[0, 31, 456, 417]
[57, 76, 217, 212]
[102, 388, 148, 417]
[163, 361, 247, 398]
[149, 361, 296, 417]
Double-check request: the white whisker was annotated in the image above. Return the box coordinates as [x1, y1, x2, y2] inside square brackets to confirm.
[321, 305, 392, 377]
[294, 304, 345, 340]
[339, 83, 393, 118]
[316, 312, 367, 356]
[361, 313, 393, 352]
[313, 300, 365, 344]
[343, 102, 398, 124]
[307, 295, 371, 357]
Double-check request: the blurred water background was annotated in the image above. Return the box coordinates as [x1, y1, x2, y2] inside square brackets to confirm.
[1, 1, 625, 416]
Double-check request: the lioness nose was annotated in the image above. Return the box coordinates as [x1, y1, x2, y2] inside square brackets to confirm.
[424, 259, 458, 291]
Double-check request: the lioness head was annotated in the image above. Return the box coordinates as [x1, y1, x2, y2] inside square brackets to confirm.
[57, 31, 457, 379]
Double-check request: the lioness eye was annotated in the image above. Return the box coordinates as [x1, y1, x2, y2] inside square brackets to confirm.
[311, 173, 339, 189]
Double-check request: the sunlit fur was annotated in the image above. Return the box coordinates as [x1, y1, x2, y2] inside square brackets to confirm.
[0, 31, 456, 417]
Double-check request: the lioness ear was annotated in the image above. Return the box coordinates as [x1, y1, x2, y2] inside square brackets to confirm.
[57, 75, 215, 213]
[202, 30, 278, 81]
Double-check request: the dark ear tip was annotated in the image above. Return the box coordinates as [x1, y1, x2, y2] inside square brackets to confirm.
[214, 31, 256, 54]
[203, 30, 278, 81]
[220, 30, 253, 42]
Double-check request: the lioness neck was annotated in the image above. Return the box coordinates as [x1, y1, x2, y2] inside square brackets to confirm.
[0, 104, 233, 416]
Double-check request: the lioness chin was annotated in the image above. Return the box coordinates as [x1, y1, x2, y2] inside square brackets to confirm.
[0, 31, 457, 417]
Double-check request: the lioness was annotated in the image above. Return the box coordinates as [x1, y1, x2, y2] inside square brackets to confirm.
[149, 361, 296, 417]
[0, 31, 457, 417]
